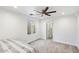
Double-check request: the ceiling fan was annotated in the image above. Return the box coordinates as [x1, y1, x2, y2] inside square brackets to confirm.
[30, 7, 56, 17]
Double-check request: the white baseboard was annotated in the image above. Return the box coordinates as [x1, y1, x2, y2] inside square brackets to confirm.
[53, 40, 77, 47]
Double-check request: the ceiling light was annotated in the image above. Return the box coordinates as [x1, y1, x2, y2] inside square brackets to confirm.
[62, 12, 65, 15]
[14, 6, 17, 8]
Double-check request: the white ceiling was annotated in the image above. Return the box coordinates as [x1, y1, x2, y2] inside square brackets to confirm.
[0, 6, 79, 19]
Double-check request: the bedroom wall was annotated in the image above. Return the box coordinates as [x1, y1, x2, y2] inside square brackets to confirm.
[53, 14, 77, 46]
[0, 9, 40, 43]
[76, 14, 79, 48]
[39, 20, 47, 40]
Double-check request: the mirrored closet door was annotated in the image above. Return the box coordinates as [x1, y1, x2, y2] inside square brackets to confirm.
[46, 22, 53, 39]
[27, 21, 36, 34]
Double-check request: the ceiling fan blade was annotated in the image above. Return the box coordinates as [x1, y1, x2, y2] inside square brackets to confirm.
[47, 14, 51, 16]
[44, 7, 49, 12]
[47, 11, 56, 13]
[34, 10, 41, 13]
[45, 13, 51, 16]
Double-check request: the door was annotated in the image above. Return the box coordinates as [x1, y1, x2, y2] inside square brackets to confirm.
[46, 22, 53, 39]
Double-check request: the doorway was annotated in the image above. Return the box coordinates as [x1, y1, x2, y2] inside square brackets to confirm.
[46, 22, 53, 39]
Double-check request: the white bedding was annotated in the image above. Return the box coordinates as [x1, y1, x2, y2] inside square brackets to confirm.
[0, 39, 37, 53]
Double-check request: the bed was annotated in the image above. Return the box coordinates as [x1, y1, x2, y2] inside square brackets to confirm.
[0, 39, 37, 53]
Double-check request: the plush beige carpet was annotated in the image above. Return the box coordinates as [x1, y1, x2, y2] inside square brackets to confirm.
[29, 39, 79, 53]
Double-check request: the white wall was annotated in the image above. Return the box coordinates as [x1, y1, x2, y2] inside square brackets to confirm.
[0, 9, 40, 43]
[53, 15, 77, 46]
[39, 20, 47, 40]
[76, 14, 79, 47]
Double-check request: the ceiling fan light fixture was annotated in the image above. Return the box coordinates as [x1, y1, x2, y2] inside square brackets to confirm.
[62, 12, 65, 15]
[13, 6, 17, 8]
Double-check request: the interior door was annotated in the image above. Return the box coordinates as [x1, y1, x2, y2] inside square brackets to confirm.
[46, 22, 53, 39]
